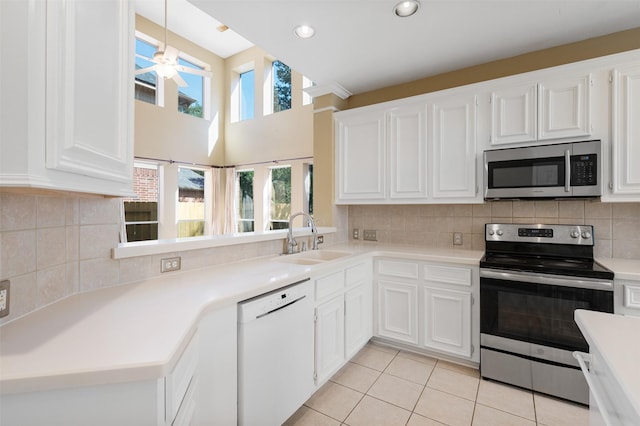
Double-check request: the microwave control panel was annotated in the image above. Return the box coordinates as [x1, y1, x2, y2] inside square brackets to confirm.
[571, 154, 597, 186]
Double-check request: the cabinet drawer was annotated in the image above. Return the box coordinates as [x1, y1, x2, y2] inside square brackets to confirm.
[624, 284, 640, 309]
[377, 259, 419, 279]
[166, 331, 199, 423]
[316, 271, 346, 301]
[346, 262, 368, 286]
[424, 264, 471, 287]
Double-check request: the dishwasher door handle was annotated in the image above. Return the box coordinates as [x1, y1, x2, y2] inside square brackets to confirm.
[256, 295, 307, 319]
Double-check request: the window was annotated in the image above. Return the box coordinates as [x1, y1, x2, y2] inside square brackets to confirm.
[303, 76, 314, 106]
[269, 166, 291, 230]
[239, 70, 255, 121]
[305, 163, 314, 215]
[177, 57, 205, 118]
[235, 170, 255, 232]
[178, 167, 206, 237]
[272, 60, 291, 113]
[123, 163, 159, 242]
[134, 36, 159, 105]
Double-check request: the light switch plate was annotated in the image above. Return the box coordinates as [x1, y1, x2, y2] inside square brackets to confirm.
[363, 229, 377, 241]
[453, 232, 463, 245]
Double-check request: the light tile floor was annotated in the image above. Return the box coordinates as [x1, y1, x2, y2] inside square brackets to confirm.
[285, 343, 589, 426]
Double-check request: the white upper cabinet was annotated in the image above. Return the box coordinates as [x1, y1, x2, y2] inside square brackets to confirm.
[430, 94, 478, 200]
[0, 0, 134, 196]
[490, 75, 592, 146]
[388, 104, 428, 200]
[335, 109, 386, 201]
[610, 62, 640, 199]
[491, 85, 537, 145]
[538, 75, 591, 140]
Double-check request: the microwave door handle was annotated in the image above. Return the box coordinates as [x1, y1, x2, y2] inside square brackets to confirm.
[564, 149, 571, 193]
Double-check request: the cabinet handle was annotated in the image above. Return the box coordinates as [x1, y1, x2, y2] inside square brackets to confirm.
[572, 351, 614, 426]
[564, 149, 571, 193]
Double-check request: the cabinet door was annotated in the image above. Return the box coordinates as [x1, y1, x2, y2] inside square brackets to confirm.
[538, 75, 591, 140]
[336, 110, 386, 201]
[430, 95, 478, 200]
[345, 283, 373, 359]
[45, 0, 133, 183]
[376, 280, 418, 344]
[611, 63, 640, 198]
[422, 286, 472, 358]
[388, 104, 428, 199]
[491, 85, 537, 145]
[315, 295, 345, 385]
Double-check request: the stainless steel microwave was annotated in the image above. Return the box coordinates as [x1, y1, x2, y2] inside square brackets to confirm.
[484, 140, 602, 199]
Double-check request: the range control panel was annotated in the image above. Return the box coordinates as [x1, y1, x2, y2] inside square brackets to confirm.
[486, 223, 594, 245]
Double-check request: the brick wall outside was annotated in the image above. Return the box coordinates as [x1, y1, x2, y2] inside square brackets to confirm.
[126, 167, 158, 202]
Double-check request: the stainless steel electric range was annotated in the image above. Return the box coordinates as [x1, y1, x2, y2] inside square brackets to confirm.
[479, 223, 614, 405]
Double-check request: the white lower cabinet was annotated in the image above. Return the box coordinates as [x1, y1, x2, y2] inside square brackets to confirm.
[313, 259, 373, 386]
[375, 258, 479, 363]
[376, 280, 419, 345]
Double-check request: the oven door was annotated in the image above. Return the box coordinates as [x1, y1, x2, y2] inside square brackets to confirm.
[480, 268, 613, 353]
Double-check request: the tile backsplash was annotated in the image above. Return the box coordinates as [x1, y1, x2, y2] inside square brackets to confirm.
[0, 191, 346, 324]
[349, 200, 640, 259]
[1, 191, 638, 324]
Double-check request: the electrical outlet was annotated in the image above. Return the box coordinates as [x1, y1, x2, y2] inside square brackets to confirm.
[363, 229, 377, 241]
[353, 229, 360, 239]
[0, 280, 10, 318]
[161, 257, 181, 273]
[317, 235, 324, 244]
[453, 232, 463, 245]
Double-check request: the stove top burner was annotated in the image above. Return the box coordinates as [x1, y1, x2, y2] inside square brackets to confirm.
[480, 253, 614, 280]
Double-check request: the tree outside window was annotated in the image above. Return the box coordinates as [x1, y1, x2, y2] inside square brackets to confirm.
[272, 60, 291, 113]
[269, 166, 291, 230]
[177, 57, 205, 118]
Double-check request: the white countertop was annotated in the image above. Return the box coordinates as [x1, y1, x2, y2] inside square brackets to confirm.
[597, 258, 640, 281]
[0, 243, 483, 395]
[575, 310, 640, 418]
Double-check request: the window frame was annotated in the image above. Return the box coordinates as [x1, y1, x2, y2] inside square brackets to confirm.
[134, 31, 165, 107]
[268, 165, 292, 230]
[231, 62, 255, 123]
[175, 51, 211, 120]
[235, 168, 255, 233]
[177, 165, 208, 238]
[123, 161, 160, 242]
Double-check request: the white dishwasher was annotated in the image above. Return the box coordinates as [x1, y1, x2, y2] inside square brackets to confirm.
[238, 278, 315, 426]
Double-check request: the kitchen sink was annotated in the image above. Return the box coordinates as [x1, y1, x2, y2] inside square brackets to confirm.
[274, 250, 352, 265]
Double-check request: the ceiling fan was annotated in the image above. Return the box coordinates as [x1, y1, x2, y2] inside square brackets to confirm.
[135, 0, 212, 87]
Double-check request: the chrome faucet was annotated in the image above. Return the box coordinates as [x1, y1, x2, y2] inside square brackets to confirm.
[286, 212, 319, 254]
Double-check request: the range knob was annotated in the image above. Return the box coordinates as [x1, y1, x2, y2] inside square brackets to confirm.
[570, 231, 580, 238]
[496, 229, 504, 236]
[488, 229, 495, 236]
[582, 231, 592, 239]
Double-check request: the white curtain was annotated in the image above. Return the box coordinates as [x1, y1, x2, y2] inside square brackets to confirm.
[223, 167, 236, 234]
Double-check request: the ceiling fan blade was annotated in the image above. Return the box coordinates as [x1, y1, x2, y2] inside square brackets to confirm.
[172, 72, 188, 87]
[135, 66, 157, 75]
[175, 65, 212, 78]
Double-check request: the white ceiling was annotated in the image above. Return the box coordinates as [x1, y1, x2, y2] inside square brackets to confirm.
[139, 0, 640, 96]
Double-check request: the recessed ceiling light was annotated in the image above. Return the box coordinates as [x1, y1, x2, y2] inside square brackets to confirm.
[217, 24, 229, 32]
[294, 24, 315, 39]
[394, 0, 420, 17]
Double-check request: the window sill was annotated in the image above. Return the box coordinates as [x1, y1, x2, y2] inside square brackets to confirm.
[111, 227, 337, 260]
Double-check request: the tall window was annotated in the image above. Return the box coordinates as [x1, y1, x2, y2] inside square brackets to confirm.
[123, 162, 159, 242]
[269, 166, 291, 230]
[235, 170, 255, 232]
[239, 70, 255, 120]
[178, 167, 206, 237]
[177, 57, 205, 118]
[303, 76, 314, 106]
[272, 60, 291, 113]
[134, 36, 159, 105]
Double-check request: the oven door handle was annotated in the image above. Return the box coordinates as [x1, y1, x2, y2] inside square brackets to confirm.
[480, 268, 613, 291]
